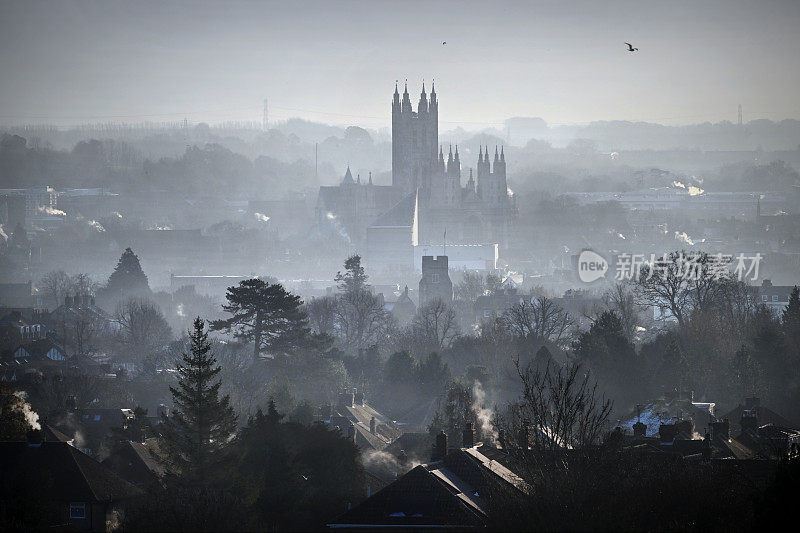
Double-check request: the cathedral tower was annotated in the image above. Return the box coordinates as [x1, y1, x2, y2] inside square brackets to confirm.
[392, 82, 438, 195]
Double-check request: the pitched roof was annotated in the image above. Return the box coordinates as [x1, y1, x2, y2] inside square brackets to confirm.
[12, 338, 65, 360]
[369, 190, 418, 228]
[101, 440, 165, 487]
[327, 464, 487, 529]
[0, 441, 143, 502]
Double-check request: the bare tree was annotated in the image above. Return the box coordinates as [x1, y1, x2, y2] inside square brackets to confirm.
[499, 359, 612, 455]
[116, 298, 173, 366]
[502, 296, 574, 345]
[39, 270, 72, 308]
[335, 289, 393, 351]
[409, 299, 459, 351]
[602, 282, 640, 341]
[305, 295, 338, 335]
[637, 251, 729, 327]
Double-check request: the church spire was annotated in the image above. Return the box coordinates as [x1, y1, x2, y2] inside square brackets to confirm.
[368, 172, 373, 185]
[500, 145, 505, 161]
[418, 81, 428, 113]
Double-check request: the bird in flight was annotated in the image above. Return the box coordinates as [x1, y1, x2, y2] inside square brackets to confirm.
[625, 42, 639, 52]
[442, 41, 447, 45]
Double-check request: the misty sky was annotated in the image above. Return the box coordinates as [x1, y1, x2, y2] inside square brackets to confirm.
[1, 0, 799, 129]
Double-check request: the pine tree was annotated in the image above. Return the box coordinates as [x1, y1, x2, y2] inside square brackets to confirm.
[161, 317, 237, 485]
[335, 254, 369, 294]
[211, 278, 310, 361]
[105, 247, 150, 298]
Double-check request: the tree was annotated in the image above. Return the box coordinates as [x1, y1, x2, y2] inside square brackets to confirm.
[333, 255, 393, 351]
[636, 251, 730, 328]
[160, 318, 237, 485]
[304, 295, 338, 335]
[383, 351, 417, 385]
[104, 247, 150, 300]
[417, 352, 451, 394]
[602, 283, 640, 341]
[211, 278, 310, 361]
[230, 402, 366, 531]
[572, 311, 641, 403]
[503, 296, 574, 345]
[335, 254, 368, 294]
[38, 270, 72, 308]
[730, 344, 764, 398]
[409, 299, 459, 351]
[428, 381, 478, 441]
[116, 298, 173, 370]
[454, 270, 487, 302]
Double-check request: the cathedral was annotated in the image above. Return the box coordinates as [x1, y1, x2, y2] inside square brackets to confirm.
[316, 82, 516, 272]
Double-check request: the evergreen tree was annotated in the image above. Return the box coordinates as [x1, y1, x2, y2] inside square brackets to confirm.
[105, 247, 150, 298]
[335, 254, 369, 294]
[783, 286, 800, 351]
[161, 317, 237, 485]
[211, 278, 311, 361]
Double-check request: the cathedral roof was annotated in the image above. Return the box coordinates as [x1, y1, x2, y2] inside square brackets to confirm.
[369, 190, 418, 228]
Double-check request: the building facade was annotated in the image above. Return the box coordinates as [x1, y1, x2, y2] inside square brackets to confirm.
[317, 83, 516, 272]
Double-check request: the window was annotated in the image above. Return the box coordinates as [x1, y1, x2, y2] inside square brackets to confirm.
[69, 503, 86, 519]
[762, 295, 768, 302]
[772, 295, 778, 302]
[430, 273, 440, 284]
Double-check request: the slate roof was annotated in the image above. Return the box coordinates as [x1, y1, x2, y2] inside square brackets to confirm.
[0, 441, 143, 503]
[328, 444, 529, 530]
[327, 464, 487, 529]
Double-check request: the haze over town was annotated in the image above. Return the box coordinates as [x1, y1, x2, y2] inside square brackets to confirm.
[1, 1, 800, 531]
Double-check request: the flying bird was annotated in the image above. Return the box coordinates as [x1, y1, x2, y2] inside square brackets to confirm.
[442, 41, 447, 45]
[625, 42, 639, 52]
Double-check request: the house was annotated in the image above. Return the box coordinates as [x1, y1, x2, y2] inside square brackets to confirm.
[71, 408, 136, 457]
[0, 309, 47, 351]
[757, 279, 797, 315]
[10, 338, 68, 377]
[0, 439, 142, 531]
[385, 285, 416, 325]
[323, 388, 401, 453]
[101, 440, 165, 488]
[328, 427, 528, 530]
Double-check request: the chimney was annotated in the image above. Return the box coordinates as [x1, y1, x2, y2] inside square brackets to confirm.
[65, 395, 77, 411]
[675, 418, 694, 437]
[398, 449, 408, 467]
[338, 388, 354, 410]
[370, 416, 376, 435]
[462, 422, 476, 447]
[432, 430, 448, 461]
[711, 419, 730, 441]
[26, 429, 43, 446]
[632, 421, 647, 438]
[741, 409, 758, 433]
[659, 423, 678, 442]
